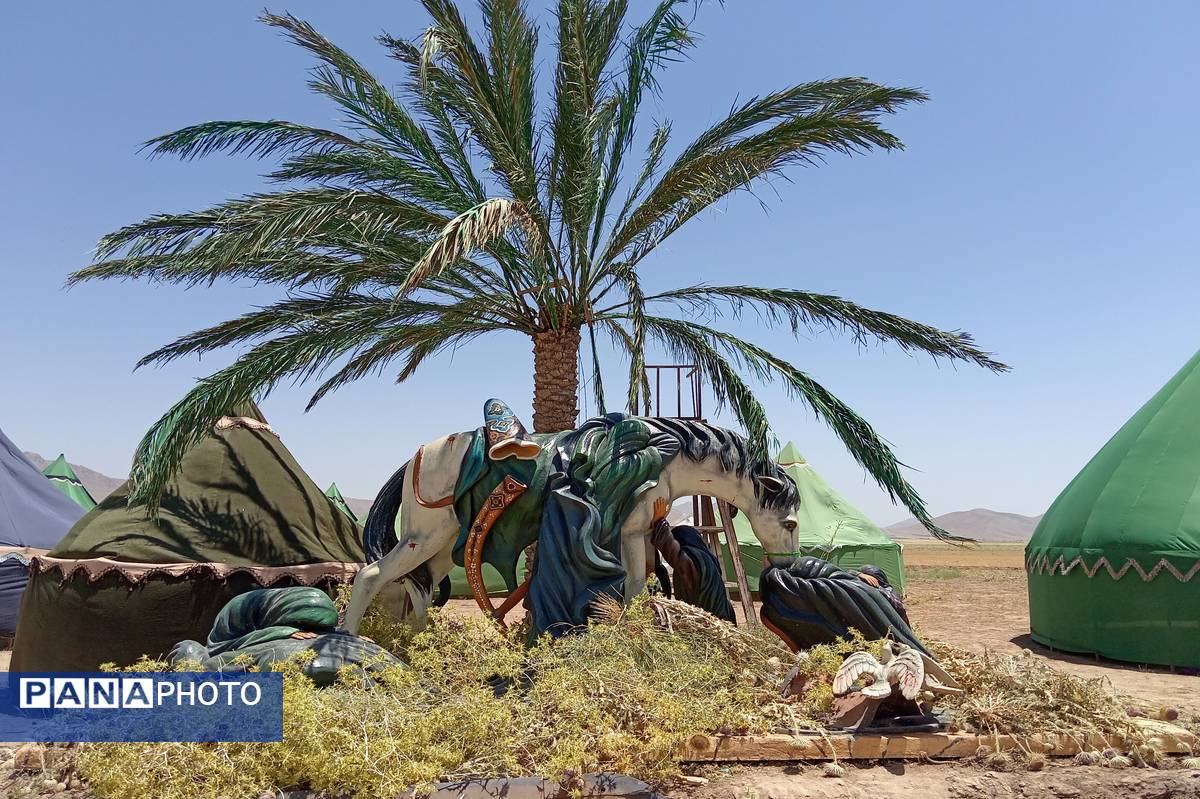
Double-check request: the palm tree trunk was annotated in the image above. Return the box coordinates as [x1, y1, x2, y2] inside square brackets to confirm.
[531, 328, 581, 433]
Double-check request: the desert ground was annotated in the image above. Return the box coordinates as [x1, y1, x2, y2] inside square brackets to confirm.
[900, 542, 1199, 720]
[3, 542, 1198, 798]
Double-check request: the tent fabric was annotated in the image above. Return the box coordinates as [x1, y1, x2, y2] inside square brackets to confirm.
[723, 442, 905, 594]
[1027, 350, 1200, 667]
[42, 454, 97, 510]
[325, 482, 360, 525]
[11, 407, 366, 671]
[0, 427, 85, 635]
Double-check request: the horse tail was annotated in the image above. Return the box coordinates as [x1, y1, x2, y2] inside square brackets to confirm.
[363, 462, 406, 561]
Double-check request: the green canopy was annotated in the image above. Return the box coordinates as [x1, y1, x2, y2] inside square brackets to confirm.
[41, 454, 97, 511]
[722, 442, 905, 594]
[1027, 350, 1200, 667]
[12, 406, 365, 671]
[325, 482, 360, 525]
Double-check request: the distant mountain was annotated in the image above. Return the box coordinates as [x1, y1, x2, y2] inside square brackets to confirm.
[886, 508, 1043, 542]
[344, 497, 374, 520]
[23, 452, 127, 503]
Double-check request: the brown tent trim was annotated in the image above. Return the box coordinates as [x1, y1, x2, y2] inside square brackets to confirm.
[29, 555, 364, 587]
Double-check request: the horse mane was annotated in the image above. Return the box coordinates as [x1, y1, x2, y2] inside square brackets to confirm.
[561, 414, 800, 511]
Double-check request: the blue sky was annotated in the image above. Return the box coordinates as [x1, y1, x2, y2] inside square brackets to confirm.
[2, 1, 1197, 523]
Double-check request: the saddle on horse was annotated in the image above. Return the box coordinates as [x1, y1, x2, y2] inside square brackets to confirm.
[484, 398, 540, 461]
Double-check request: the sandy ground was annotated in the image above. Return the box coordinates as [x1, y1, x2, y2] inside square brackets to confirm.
[900, 543, 1200, 720]
[3, 543, 1198, 798]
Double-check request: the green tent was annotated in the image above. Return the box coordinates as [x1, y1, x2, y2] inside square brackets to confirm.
[1027, 351, 1200, 668]
[12, 407, 366, 671]
[721, 442, 906, 594]
[325, 482, 360, 525]
[41, 454, 97, 511]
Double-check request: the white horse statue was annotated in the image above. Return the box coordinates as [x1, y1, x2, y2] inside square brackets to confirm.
[340, 408, 800, 636]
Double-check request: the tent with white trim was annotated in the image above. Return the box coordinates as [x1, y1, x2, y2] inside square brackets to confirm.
[1027, 349, 1200, 667]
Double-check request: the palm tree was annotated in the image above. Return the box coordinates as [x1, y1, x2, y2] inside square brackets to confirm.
[71, 1, 1006, 535]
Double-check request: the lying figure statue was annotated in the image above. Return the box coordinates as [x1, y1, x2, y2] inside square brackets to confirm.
[759, 556, 927, 654]
[169, 586, 401, 685]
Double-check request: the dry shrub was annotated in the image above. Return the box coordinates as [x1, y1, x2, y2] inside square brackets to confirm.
[75, 595, 1158, 798]
[927, 640, 1143, 749]
[77, 596, 798, 798]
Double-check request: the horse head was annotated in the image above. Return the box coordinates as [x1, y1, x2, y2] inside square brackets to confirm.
[740, 461, 801, 568]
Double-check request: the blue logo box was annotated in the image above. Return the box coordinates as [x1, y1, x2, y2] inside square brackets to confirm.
[0, 673, 284, 742]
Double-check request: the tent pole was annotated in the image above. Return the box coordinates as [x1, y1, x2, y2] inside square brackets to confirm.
[718, 499, 758, 626]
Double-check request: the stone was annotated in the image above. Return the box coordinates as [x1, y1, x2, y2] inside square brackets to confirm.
[13, 744, 45, 772]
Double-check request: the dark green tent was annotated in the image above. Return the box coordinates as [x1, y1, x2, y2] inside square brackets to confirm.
[1027, 350, 1200, 667]
[42, 454, 97, 511]
[324, 482, 360, 525]
[12, 407, 365, 671]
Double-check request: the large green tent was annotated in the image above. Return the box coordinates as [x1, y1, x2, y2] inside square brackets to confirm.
[721, 442, 906, 594]
[1027, 350, 1200, 668]
[12, 407, 366, 671]
[325, 482, 360, 525]
[41, 454, 97, 511]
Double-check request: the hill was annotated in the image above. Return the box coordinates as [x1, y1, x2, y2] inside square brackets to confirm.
[886, 508, 1042, 542]
[344, 497, 374, 519]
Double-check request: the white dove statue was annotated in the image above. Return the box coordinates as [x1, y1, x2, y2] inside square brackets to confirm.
[832, 641, 962, 701]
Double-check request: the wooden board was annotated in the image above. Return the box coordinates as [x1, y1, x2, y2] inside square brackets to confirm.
[680, 719, 1195, 762]
[715, 500, 757, 626]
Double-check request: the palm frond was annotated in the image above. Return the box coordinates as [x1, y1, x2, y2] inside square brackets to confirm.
[135, 293, 516, 371]
[609, 264, 648, 415]
[634, 315, 967, 543]
[127, 327, 373, 511]
[548, 0, 625, 275]
[600, 122, 671, 266]
[305, 317, 497, 410]
[604, 82, 927, 266]
[403, 198, 539, 294]
[417, 1, 542, 217]
[599, 319, 650, 414]
[590, 0, 703, 256]
[142, 120, 360, 161]
[626, 284, 1009, 372]
[70, 189, 455, 292]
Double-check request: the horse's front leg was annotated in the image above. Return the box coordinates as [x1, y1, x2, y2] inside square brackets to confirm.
[341, 533, 443, 635]
[619, 491, 665, 603]
[621, 532, 648, 603]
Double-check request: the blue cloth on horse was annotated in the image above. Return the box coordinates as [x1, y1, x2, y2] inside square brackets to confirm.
[526, 468, 625, 637]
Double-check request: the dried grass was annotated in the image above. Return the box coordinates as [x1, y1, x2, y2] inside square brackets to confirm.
[73, 594, 1164, 799]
